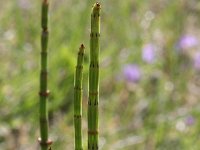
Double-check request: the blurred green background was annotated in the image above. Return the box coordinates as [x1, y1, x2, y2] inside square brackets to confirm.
[0, 0, 200, 149]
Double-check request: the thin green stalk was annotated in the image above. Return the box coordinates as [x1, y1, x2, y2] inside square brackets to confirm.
[39, 0, 52, 150]
[74, 44, 85, 150]
[88, 2, 101, 150]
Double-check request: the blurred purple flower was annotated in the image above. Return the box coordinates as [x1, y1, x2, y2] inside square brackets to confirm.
[178, 35, 198, 49]
[142, 44, 155, 63]
[123, 64, 141, 83]
[194, 52, 200, 70]
[185, 115, 195, 126]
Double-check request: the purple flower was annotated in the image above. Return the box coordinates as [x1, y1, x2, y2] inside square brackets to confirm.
[142, 44, 155, 63]
[178, 35, 198, 49]
[185, 115, 195, 126]
[123, 64, 141, 83]
[194, 52, 200, 70]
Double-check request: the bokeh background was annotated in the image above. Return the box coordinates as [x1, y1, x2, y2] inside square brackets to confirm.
[0, 0, 200, 149]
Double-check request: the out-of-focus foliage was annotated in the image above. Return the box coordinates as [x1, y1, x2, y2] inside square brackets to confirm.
[0, 0, 200, 149]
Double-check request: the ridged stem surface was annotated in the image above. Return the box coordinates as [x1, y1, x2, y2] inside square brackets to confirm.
[39, 0, 52, 150]
[74, 44, 85, 150]
[88, 2, 101, 150]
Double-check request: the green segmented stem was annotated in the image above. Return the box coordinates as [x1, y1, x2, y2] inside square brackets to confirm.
[88, 2, 101, 150]
[39, 0, 52, 150]
[74, 44, 85, 150]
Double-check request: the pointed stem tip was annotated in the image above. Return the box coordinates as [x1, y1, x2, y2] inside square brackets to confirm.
[79, 44, 85, 53]
[80, 44, 85, 49]
[96, 2, 100, 7]
[94, 2, 101, 9]
[43, 0, 48, 4]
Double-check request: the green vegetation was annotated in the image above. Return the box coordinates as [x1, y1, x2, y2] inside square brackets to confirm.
[74, 44, 85, 150]
[0, 0, 200, 150]
[39, 0, 52, 150]
[88, 3, 101, 150]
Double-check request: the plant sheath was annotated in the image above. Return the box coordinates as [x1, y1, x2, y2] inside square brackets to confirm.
[88, 2, 101, 150]
[74, 44, 85, 150]
[39, 0, 52, 150]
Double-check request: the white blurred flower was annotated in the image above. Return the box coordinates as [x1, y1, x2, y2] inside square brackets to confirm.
[176, 120, 186, 132]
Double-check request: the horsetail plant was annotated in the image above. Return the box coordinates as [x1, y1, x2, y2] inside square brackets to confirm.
[88, 2, 101, 150]
[38, 0, 52, 150]
[74, 44, 85, 150]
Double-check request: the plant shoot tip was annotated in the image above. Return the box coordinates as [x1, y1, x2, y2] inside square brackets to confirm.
[80, 44, 85, 49]
[96, 2, 100, 7]
[94, 2, 101, 9]
[43, 0, 48, 4]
